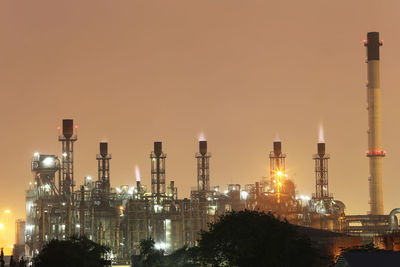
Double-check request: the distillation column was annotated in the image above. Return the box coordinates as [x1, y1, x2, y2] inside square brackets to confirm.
[58, 119, 77, 237]
[312, 142, 331, 201]
[59, 119, 77, 197]
[96, 142, 112, 198]
[196, 141, 211, 193]
[364, 32, 385, 215]
[269, 141, 286, 203]
[150, 142, 166, 204]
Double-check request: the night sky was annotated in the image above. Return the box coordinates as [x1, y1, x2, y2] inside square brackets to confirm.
[1, 0, 400, 249]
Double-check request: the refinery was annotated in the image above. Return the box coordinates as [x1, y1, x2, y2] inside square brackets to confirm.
[11, 32, 400, 264]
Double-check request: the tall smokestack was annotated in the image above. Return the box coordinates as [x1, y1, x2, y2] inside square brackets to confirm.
[63, 119, 73, 138]
[273, 141, 282, 156]
[100, 142, 108, 157]
[365, 32, 385, 215]
[199, 141, 207, 155]
[317, 143, 325, 158]
[154, 142, 162, 157]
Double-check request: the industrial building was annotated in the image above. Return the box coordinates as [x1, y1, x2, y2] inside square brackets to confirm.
[24, 119, 350, 263]
[21, 32, 400, 264]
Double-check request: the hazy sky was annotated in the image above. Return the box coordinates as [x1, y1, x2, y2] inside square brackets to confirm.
[1, 0, 400, 245]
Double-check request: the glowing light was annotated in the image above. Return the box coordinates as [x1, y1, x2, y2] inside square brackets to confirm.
[300, 195, 311, 201]
[128, 187, 134, 194]
[86, 176, 92, 180]
[42, 157, 55, 167]
[272, 168, 285, 179]
[4, 210, 10, 214]
[154, 204, 163, 213]
[318, 124, 325, 143]
[62, 152, 67, 157]
[155, 242, 168, 250]
[135, 165, 141, 182]
[0, 223, 3, 229]
[240, 191, 249, 200]
[33, 152, 39, 157]
[199, 132, 206, 141]
[116, 187, 121, 193]
[75, 125, 78, 129]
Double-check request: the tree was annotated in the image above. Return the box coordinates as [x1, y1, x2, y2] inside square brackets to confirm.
[163, 246, 201, 267]
[138, 238, 164, 267]
[33, 236, 109, 267]
[197, 210, 318, 267]
[137, 239, 200, 267]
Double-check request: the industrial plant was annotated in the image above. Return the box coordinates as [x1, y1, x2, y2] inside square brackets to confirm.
[15, 32, 400, 264]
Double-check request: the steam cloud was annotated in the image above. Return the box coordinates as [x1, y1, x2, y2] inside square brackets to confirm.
[318, 124, 325, 143]
[135, 165, 141, 182]
[198, 132, 206, 141]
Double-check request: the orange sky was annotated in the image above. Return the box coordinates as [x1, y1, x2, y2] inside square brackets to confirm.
[1, 0, 400, 247]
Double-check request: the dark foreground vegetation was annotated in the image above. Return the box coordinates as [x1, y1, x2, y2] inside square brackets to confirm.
[33, 236, 109, 267]
[34, 211, 319, 267]
[136, 210, 318, 267]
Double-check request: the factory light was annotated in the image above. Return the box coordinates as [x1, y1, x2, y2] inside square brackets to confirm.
[300, 195, 311, 201]
[240, 191, 249, 200]
[154, 204, 163, 213]
[4, 210, 11, 214]
[155, 242, 168, 250]
[62, 152, 67, 157]
[0, 223, 3, 230]
[128, 187, 135, 194]
[42, 157, 55, 167]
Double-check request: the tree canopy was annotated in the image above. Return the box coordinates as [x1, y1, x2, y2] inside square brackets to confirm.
[137, 210, 318, 267]
[33, 236, 109, 267]
[197, 210, 318, 267]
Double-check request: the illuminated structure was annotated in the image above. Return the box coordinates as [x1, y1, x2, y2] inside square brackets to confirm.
[26, 120, 395, 262]
[22, 32, 400, 263]
[343, 32, 389, 244]
[243, 140, 305, 225]
[309, 140, 345, 231]
[364, 32, 385, 215]
[313, 142, 330, 201]
[13, 219, 25, 259]
[269, 141, 286, 204]
[150, 142, 166, 204]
